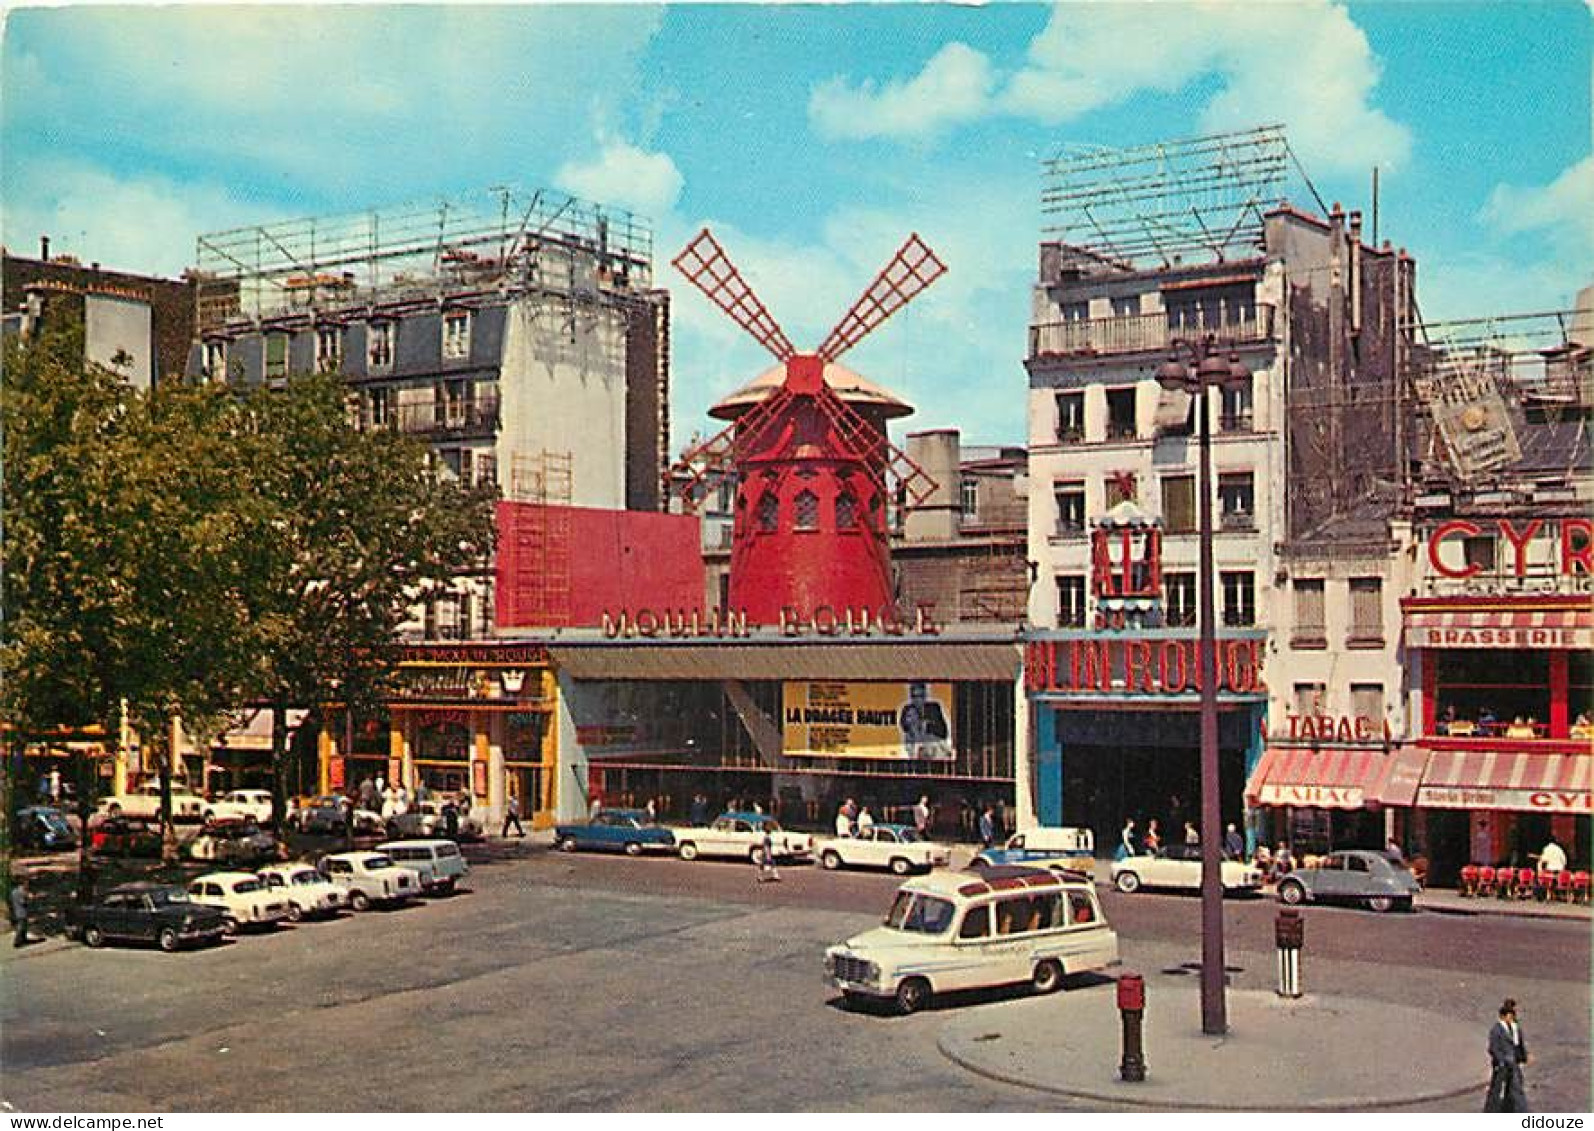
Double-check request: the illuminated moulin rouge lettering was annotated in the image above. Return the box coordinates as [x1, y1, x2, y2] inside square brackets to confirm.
[1026, 638, 1264, 695]
[599, 603, 940, 639]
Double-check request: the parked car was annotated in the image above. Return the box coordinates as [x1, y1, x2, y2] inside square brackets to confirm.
[673, 812, 813, 863]
[1111, 845, 1265, 895]
[97, 782, 206, 822]
[189, 817, 280, 866]
[375, 839, 470, 894]
[973, 826, 1095, 871]
[554, 808, 676, 856]
[816, 824, 951, 875]
[203, 789, 275, 825]
[317, 851, 422, 910]
[387, 799, 484, 841]
[287, 797, 383, 836]
[1275, 849, 1422, 913]
[89, 817, 162, 857]
[65, 883, 228, 952]
[186, 871, 292, 932]
[14, 805, 78, 851]
[257, 863, 347, 921]
[825, 866, 1119, 1014]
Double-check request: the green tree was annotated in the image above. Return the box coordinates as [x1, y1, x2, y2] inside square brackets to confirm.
[236, 371, 495, 827]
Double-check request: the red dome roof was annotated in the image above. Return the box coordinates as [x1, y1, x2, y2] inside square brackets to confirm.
[709, 359, 915, 421]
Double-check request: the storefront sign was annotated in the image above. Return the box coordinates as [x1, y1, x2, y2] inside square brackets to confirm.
[782, 681, 956, 761]
[1417, 786, 1592, 813]
[397, 643, 550, 666]
[1257, 784, 1365, 809]
[1024, 637, 1264, 696]
[1416, 626, 1589, 649]
[1281, 714, 1390, 742]
[1427, 518, 1593, 581]
[601, 603, 941, 639]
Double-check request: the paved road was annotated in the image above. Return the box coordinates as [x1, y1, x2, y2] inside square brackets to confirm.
[3, 843, 1589, 1112]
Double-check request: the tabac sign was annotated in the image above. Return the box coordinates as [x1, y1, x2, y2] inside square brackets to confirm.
[1256, 784, 1365, 809]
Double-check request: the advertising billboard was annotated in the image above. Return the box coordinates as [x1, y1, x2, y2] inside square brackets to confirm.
[782, 681, 955, 760]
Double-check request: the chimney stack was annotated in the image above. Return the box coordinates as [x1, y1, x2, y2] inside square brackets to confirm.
[40, 235, 49, 260]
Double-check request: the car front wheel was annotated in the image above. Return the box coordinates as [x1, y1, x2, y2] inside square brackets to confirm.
[84, 926, 105, 948]
[1115, 871, 1141, 894]
[821, 850, 842, 871]
[286, 903, 303, 923]
[889, 857, 912, 876]
[1031, 959, 1064, 995]
[678, 842, 699, 861]
[1367, 894, 1395, 913]
[557, 836, 577, 853]
[624, 841, 643, 857]
[1279, 880, 1307, 906]
[158, 928, 180, 952]
[349, 891, 371, 912]
[895, 977, 931, 1015]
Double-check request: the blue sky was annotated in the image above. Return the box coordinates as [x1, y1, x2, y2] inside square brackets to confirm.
[4, 2, 1590, 449]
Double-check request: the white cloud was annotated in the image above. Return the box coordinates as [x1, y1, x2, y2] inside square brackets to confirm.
[556, 140, 684, 220]
[811, 2, 1410, 174]
[809, 42, 996, 141]
[1482, 156, 1594, 254]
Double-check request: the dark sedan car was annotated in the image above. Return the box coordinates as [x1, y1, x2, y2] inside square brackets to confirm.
[89, 817, 163, 857]
[15, 806, 78, 851]
[1276, 849, 1422, 913]
[554, 808, 676, 856]
[65, 883, 229, 951]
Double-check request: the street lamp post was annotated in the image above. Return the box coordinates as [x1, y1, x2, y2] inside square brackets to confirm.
[1157, 334, 1250, 1037]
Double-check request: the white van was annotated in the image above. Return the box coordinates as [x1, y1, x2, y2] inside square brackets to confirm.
[972, 826, 1095, 870]
[824, 866, 1118, 1013]
[375, 839, 469, 894]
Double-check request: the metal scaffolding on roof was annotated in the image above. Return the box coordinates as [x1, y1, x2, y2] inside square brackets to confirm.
[1041, 125, 1297, 269]
[193, 186, 653, 331]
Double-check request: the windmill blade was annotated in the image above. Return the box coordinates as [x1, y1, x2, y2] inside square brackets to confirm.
[667, 384, 800, 507]
[816, 233, 947, 362]
[807, 385, 937, 507]
[672, 228, 796, 362]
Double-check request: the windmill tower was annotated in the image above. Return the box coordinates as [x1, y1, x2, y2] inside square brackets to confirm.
[670, 229, 946, 622]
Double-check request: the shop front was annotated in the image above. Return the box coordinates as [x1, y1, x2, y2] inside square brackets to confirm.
[544, 634, 1020, 839]
[1023, 631, 1269, 855]
[322, 642, 557, 828]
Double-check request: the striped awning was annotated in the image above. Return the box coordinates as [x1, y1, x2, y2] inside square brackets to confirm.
[1415, 749, 1592, 814]
[1245, 747, 1394, 810]
[1402, 602, 1592, 649]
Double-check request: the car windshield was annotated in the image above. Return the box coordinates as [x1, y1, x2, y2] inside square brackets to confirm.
[885, 892, 955, 934]
[148, 889, 188, 906]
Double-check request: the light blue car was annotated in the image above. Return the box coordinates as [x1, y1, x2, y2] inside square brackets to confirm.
[554, 808, 676, 857]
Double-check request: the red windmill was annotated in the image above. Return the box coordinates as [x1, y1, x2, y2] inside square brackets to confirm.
[670, 228, 947, 623]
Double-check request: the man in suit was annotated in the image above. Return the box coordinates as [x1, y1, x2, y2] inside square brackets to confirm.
[1485, 998, 1529, 1112]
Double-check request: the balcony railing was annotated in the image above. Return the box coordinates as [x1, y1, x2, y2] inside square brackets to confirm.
[368, 397, 501, 437]
[1030, 304, 1275, 360]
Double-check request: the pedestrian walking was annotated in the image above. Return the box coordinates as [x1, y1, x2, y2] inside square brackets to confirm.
[1535, 836, 1567, 873]
[857, 806, 875, 835]
[1144, 819, 1162, 853]
[1223, 822, 1244, 860]
[834, 805, 852, 838]
[501, 794, 525, 838]
[1183, 821, 1199, 846]
[589, 794, 603, 820]
[841, 797, 859, 836]
[10, 878, 31, 948]
[442, 798, 460, 840]
[756, 827, 780, 883]
[645, 797, 658, 824]
[1117, 819, 1138, 861]
[47, 767, 61, 805]
[978, 805, 996, 849]
[689, 792, 709, 826]
[913, 795, 931, 837]
[1484, 998, 1530, 1112]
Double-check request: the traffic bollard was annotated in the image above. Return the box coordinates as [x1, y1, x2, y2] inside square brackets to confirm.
[1275, 907, 1304, 998]
[1116, 972, 1146, 1082]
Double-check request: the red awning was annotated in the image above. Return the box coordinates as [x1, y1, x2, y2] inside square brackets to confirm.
[1415, 749, 1592, 814]
[1245, 747, 1393, 810]
[1403, 603, 1592, 649]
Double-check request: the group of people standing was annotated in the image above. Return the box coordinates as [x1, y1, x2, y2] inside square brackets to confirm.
[1116, 816, 1249, 861]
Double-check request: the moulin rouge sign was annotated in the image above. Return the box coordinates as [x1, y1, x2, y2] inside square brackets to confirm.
[1025, 637, 1265, 696]
[600, 603, 943, 640]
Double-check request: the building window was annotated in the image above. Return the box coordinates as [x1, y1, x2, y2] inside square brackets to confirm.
[1221, 374, 1253, 431]
[1221, 571, 1255, 626]
[202, 339, 227, 381]
[1435, 651, 1550, 736]
[793, 489, 819, 531]
[1292, 579, 1326, 647]
[716, 480, 735, 514]
[1348, 577, 1383, 647]
[1060, 300, 1089, 322]
[365, 386, 395, 428]
[1464, 535, 1496, 573]
[835, 491, 857, 531]
[1218, 472, 1254, 531]
[1293, 681, 1327, 717]
[1111, 294, 1141, 318]
[1351, 683, 1385, 728]
[1054, 482, 1086, 535]
[1106, 387, 1137, 440]
[1055, 391, 1085, 442]
[265, 333, 289, 382]
[756, 492, 779, 533]
[476, 453, 497, 487]
[1164, 572, 1196, 627]
[1162, 475, 1196, 534]
[1056, 576, 1087, 628]
[316, 326, 342, 370]
[960, 476, 978, 519]
[1106, 471, 1137, 506]
[368, 321, 394, 370]
[442, 310, 471, 360]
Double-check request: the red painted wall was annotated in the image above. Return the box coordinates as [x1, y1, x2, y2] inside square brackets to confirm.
[495, 501, 704, 629]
